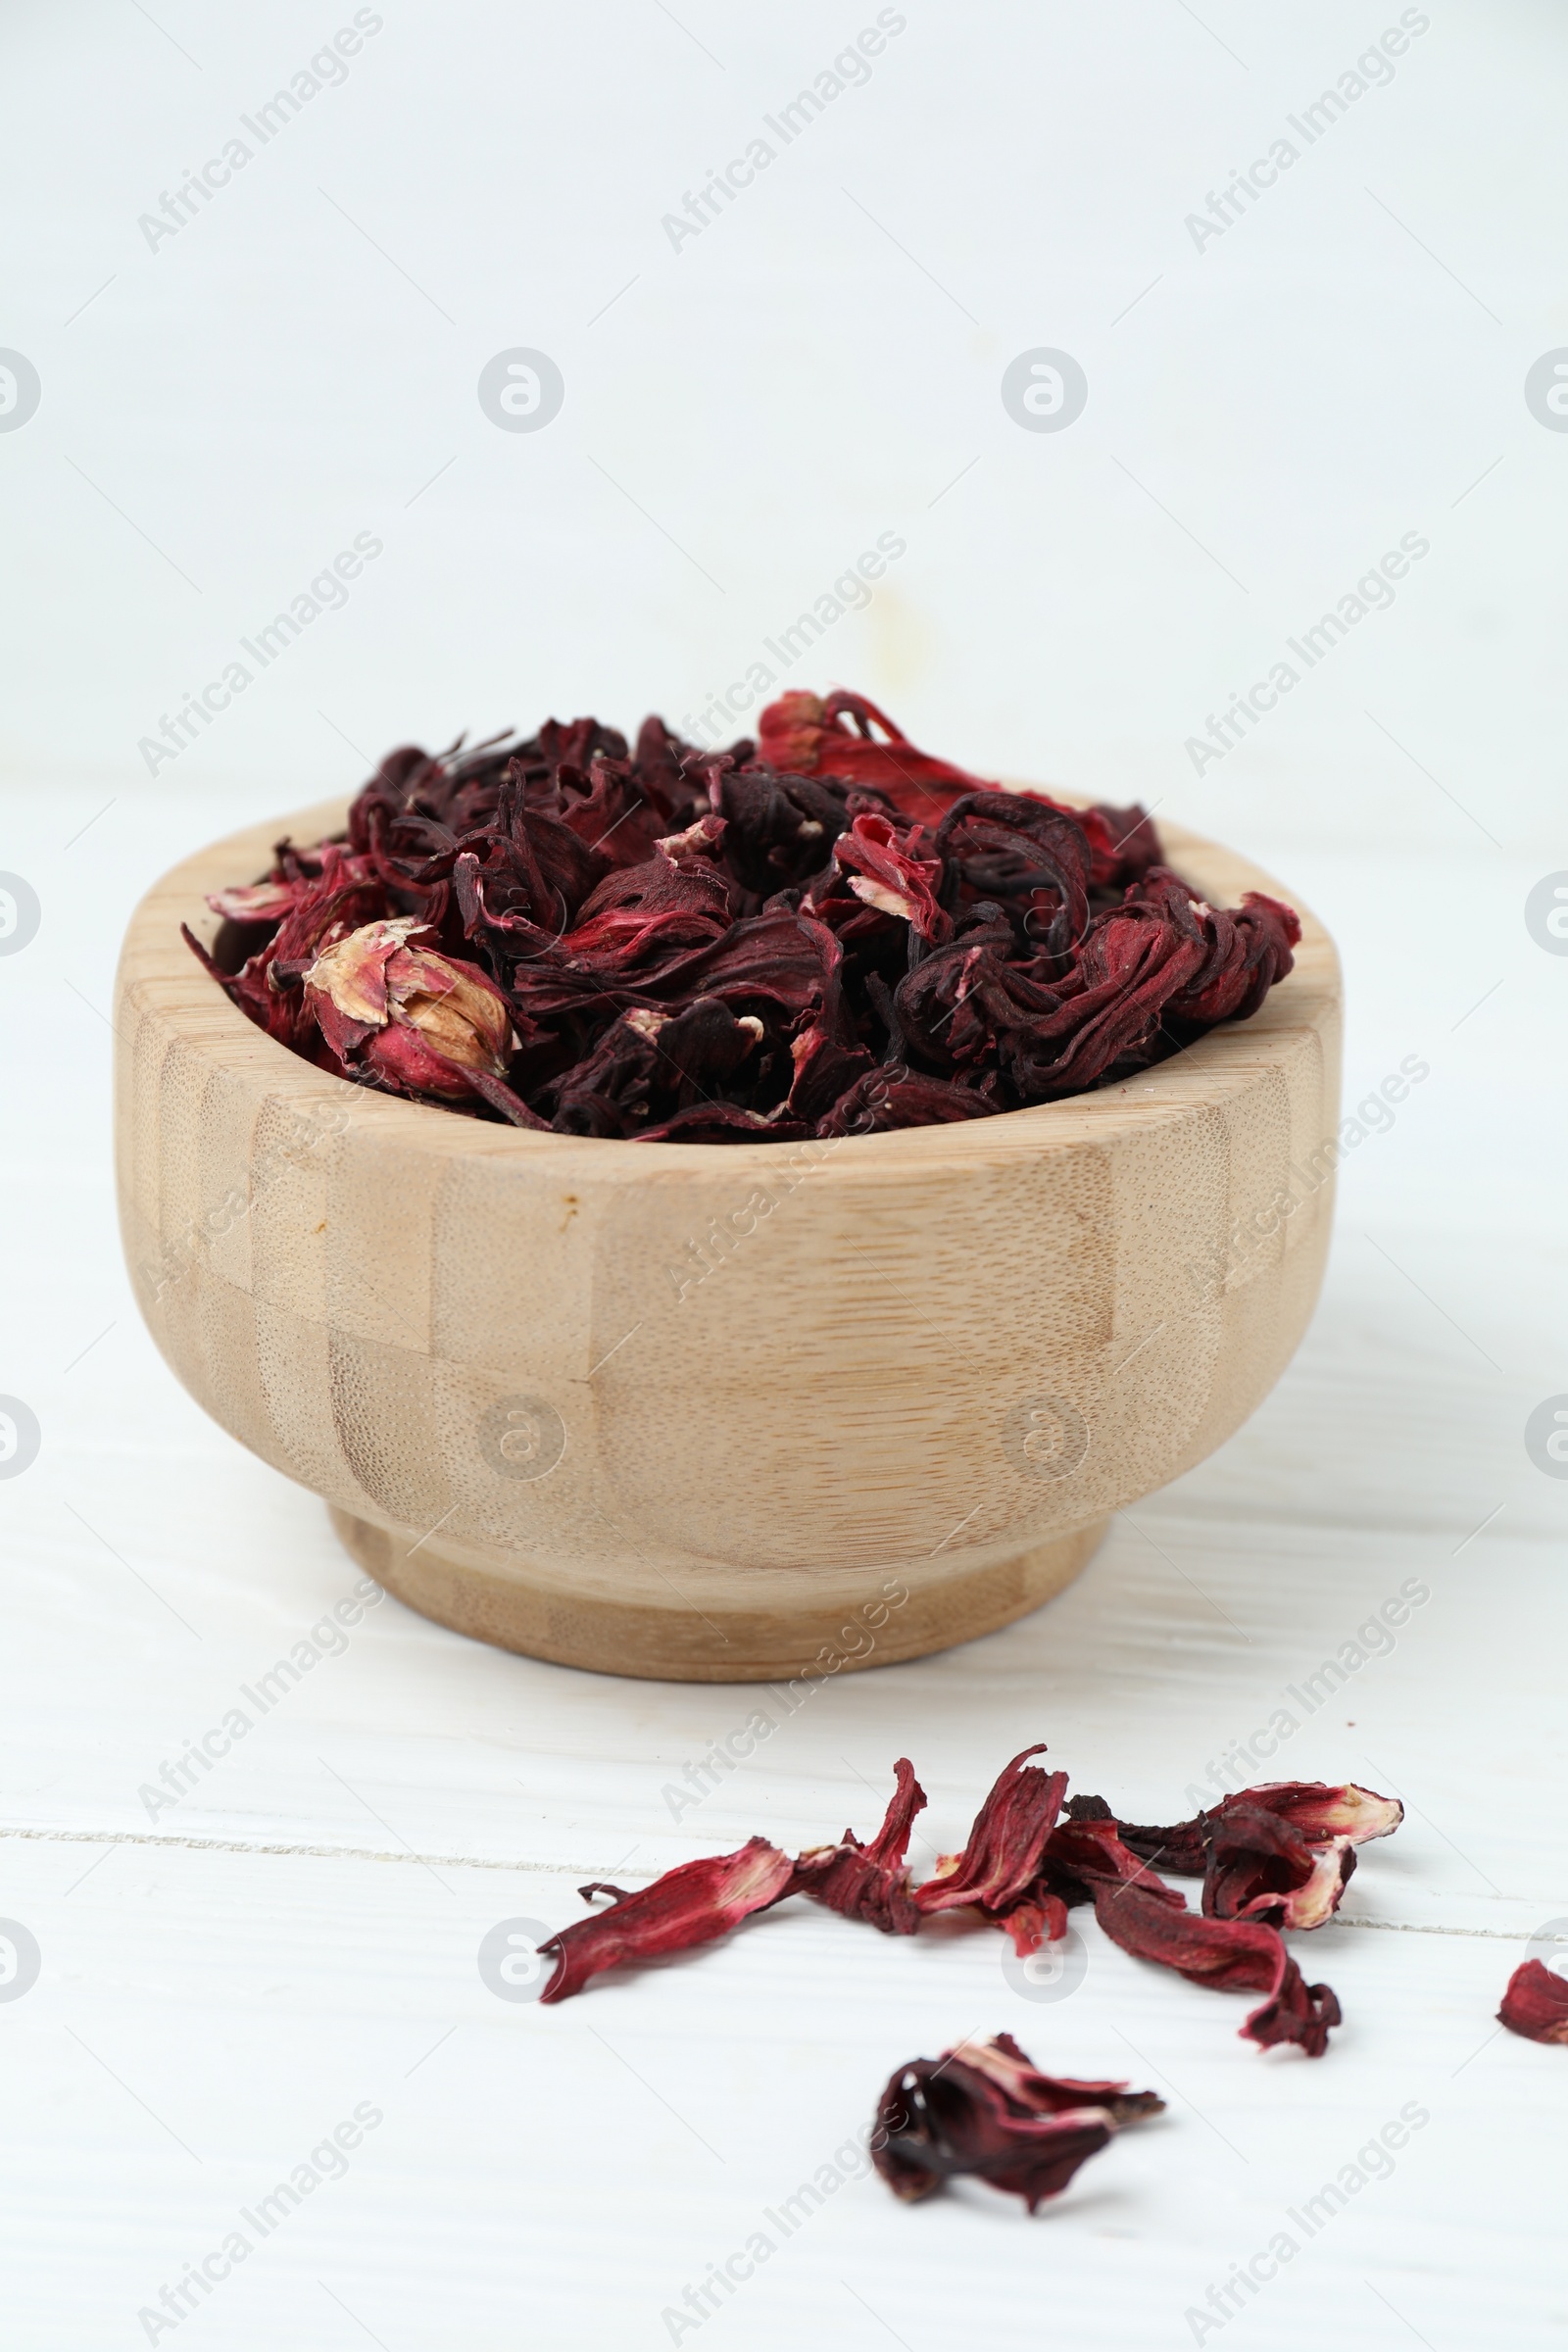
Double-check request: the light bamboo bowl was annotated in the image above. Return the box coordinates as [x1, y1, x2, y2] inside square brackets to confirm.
[114, 794, 1340, 1682]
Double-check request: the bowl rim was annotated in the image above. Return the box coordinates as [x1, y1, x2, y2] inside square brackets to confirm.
[117, 787, 1341, 1181]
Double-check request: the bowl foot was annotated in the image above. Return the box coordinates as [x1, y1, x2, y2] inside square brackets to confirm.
[329, 1507, 1107, 1684]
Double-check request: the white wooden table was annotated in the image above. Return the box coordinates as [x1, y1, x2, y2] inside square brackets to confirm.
[2, 787, 1561, 2352]
[4, 4, 1565, 2338]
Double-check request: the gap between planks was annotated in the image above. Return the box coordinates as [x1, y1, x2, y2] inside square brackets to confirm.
[0, 1824, 1540, 1938]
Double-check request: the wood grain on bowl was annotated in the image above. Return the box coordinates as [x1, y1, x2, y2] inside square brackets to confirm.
[114, 793, 1341, 1682]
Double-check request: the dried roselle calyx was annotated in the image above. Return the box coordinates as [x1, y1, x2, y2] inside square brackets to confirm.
[871, 2032, 1161, 2211]
[804, 810, 950, 945]
[541, 1009, 666, 1137]
[913, 1746, 1068, 1924]
[305, 918, 509, 1068]
[934, 792, 1091, 956]
[1096, 1806, 1209, 1878]
[815, 1069, 995, 1135]
[1041, 1814, 1187, 1908]
[205, 877, 314, 924]
[539, 1837, 795, 2002]
[1238, 1781, 1403, 1846]
[956, 2032, 1165, 2127]
[758, 688, 991, 822]
[758, 690, 1162, 898]
[709, 761, 871, 895]
[992, 1886, 1072, 1956]
[1200, 1803, 1356, 1932]
[638, 1102, 809, 1144]
[1498, 1960, 1568, 2045]
[791, 1758, 927, 1935]
[1089, 1878, 1341, 2056]
[784, 1020, 875, 1124]
[302, 917, 541, 1124]
[1112, 1780, 1402, 1880]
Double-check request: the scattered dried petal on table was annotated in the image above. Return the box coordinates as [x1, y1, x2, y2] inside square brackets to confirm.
[1090, 1878, 1341, 2056]
[956, 2031, 1165, 2126]
[1110, 1780, 1403, 1879]
[791, 1757, 928, 1935]
[913, 1745, 1069, 1928]
[539, 1837, 795, 2003]
[1200, 1801, 1357, 1932]
[1498, 1960, 1568, 2045]
[871, 2031, 1162, 2211]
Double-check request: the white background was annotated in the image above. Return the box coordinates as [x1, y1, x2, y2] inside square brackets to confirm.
[1, 3, 1566, 2347]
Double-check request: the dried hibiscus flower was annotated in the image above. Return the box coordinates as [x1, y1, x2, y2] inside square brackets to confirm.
[790, 1757, 927, 1934]
[188, 691, 1299, 1141]
[912, 1745, 1070, 1950]
[302, 916, 542, 1125]
[1498, 1960, 1568, 2045]
[872, 2032, 1162, 2211]
[1089, 1879, 1341, 2056]
[539, 1837, 793, 2003]
[1200, 1801, 1357, 1932]
[1109, 1779, 1402, 1930]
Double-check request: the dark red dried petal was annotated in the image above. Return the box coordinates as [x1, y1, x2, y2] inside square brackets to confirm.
[1232, 1780, 1402, 1846]
[808, 810, 950, 944]
[790, 1757, 927, 1935]
[785, 1022, 876, 1123]
[1202, 1802, 1356, 1932]
[1114, 1780, 1402, 1881]
[913, 1746, 1068, 1919]
[636, 1102, 811, 1145]
[539, 1837, 794, 2002]
[1498, 1959, 1568, 2045]
[994, 1886, 1071, 1955]
[933, 792, 1091, 956]
[1066, 1791, 1210, 1879]
[958, 2032, 1165, 2126]
[816, 1068, 996, 1135]
[759, 688, 989, 826]
[1045, 1814, 1187, 1900]
[1090, 1879, 1340, 2056]
[1247, 1966, 1343, 2055]
[1107, 1813, 1210, 1877]
[871, 2034, 1159, 2212]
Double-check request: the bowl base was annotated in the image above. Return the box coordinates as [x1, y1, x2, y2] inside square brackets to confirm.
[329, 1507, 1106, 1684]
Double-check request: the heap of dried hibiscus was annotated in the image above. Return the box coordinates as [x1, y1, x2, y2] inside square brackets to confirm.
[188, 690, 1301, 1142]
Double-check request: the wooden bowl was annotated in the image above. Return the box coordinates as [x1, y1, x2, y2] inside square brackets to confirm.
[114, 796, 1340, 1683]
